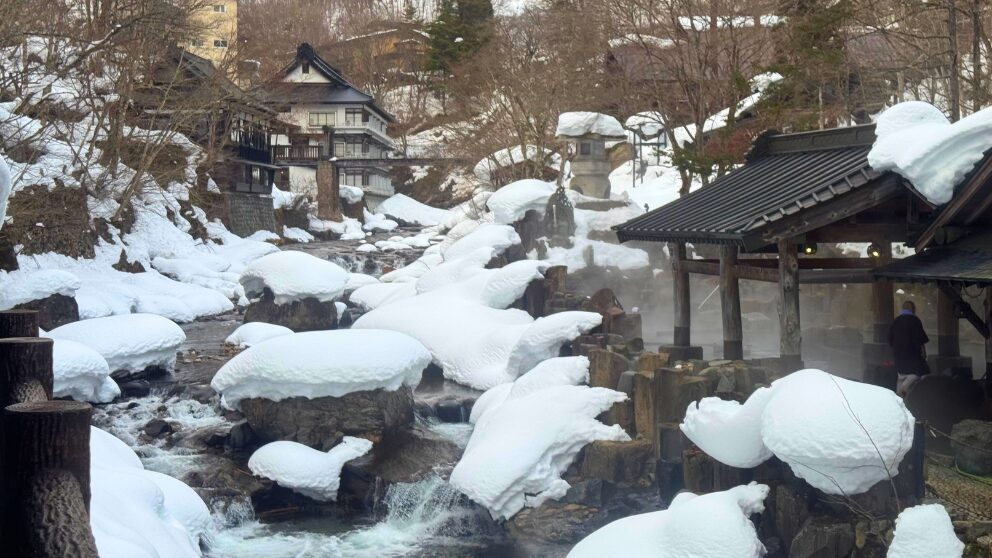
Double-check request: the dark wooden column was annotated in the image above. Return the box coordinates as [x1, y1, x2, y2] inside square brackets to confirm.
[936, 286, 960, 357]
[0, 338, 54, 408]
[870, 242, 894, 343]
[0, 310, 39, 338]
[778, 239, 802, 373]
[986, 286, 992, 378]
[719, 244, 744, 360]
[316, 160, 341, 221]
[670, 242, 691, 347]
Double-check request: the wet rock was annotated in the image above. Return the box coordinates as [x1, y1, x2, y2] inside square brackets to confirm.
[579, 439, 653, 484]
[952, 420, 992, 476]
[243, 289, 337, 332]
[227, 420, 256, 451]
[144, 418, 173, 438]
[118, 379, 150, 398]
[13, 293, 79, 330]
[561, 479, 605, 508]
[240, 387, 415, 450]
[347, 424, 461, 484]
[789, 518, 855, 558]
[435, 400, 467, 423]
[506, 501, 602, 547]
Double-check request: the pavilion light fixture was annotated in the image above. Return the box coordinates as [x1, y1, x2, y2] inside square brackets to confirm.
[801, 243, 817, 255]
[867, 243, 883, 259]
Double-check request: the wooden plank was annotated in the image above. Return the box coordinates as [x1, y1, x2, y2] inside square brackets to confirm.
[670, 242, 691, 346]
[778, 238, 802, 372]
[719, 245, 744, 360]
[798, 269, 875, 284]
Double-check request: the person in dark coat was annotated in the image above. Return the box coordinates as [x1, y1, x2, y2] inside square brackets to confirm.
[889, 300, 930, 396]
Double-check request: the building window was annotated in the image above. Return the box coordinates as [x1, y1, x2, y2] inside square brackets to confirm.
[213, 4, 226, 12]
[213, 39, 228, 48]
[302, 62, 310, 74]
[345, 108, 364, 126]
[308, 112, 335, 127]
[191, 38, 204, 47]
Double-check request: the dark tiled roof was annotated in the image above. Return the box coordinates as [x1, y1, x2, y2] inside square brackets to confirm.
[873, 247, 992, 285]
[615, 124, 883, 246]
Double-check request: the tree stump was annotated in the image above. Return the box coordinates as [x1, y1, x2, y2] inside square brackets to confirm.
[3, 400, 97, 557]
[0, 337, 54, 408]
[0, 310, 40, 338]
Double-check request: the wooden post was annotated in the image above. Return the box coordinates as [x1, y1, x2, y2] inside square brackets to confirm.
[778, 239, 802, 373]
[670, 242, 691, 347]
[0, 310, 39, 338]
[316, 160, 341, 221]
[3, 400, 98, 557]
[871, 242, 894, 343]
[937, 286, 961, 357]
[986, 286, 992, 379]
[719, 244, 744, 360]
[0, 338, 54, 408]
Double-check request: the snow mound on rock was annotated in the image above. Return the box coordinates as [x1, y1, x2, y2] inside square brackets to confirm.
[48, 313, 186, 375]
[224, 322, 294, 349]
[442, 223, 520, 260]
[470, 356, 590, 424]
[211, 329, 432, 409]
[239, 250, 349, 304]
[486, 179, 556, 224]
[376, 193, 451, 226]
[681, 369, 915, 495]
[556, 112, 626, 139]
[0, 268, 80, 310]
[53, 339, 120, 403]
[888, 504, 964, 558]
[248, 437, 372, 501]
[451, 385, 630, 520]
[568, 483, 769, 558]
[869, 101, 992, 205]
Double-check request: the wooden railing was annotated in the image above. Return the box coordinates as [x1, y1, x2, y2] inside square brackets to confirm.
[271, 145, 322, 161]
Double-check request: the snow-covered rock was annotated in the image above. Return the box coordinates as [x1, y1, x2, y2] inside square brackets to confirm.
[239, 250, 349, 304]
[442, 223, 520, 261]
[48, 313, 186, 375]
[224, 322, 294, 349]
[556, 112, 626, 139]
[210, 329, 431, 409]
[869, 101, 992, 205]
[470, 356, 590, 424]
[248, 437, 372, 501]
[681, 369, 915, 495]
[888, 504, 964, 558]
[0, 155, 10, 227]
[568, 483, 769, 558]
[344, 273, 380, 294]
[486, 179, 557, 224]
[282, 226, 314, 243]
[0, 268, 80, 310]
[450, 385, 630, 519]
[376, 193, 451, 226]
[52, 339, 119, 403]
[339, 184, 364, 204]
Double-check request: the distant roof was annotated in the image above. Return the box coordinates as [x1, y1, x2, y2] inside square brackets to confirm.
[614, 124, 889, 247]
[874, 241, 992, 285]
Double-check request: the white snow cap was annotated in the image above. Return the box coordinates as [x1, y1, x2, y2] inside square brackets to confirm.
[224, 321, 294, 349]
[869, 101, 992, 205]
[888, 504, 964, 558]
[48, 313, 186, 375]
[52, 339, 120, 403]
[0, 269, 80, 310]
[556, 112, 626, 139]
[248, 437, 372, 501]
[486, 179, 557, 224]
[376, 193, 452, 226]
[568, 483, 769, 558]
[470, 356, 590, 424]
[239, 250, 349, 304]
[211, 329, 431, 409]
[681, 369, 915, 495]
[450, 385, 630, 520]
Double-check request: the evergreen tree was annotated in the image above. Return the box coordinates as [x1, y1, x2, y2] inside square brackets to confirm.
[425, 0, 494, 73]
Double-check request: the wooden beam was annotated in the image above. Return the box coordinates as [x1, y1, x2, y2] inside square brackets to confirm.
[938, 283, 989, 338]
[870, 242, 894, 343]
[670, 243, 691, 346]
[936, 286, 961, 357]
[806, 222, 909, 243]
[682, 260, 780, 282]
[688, 258, 880, 270]
[798, 269, 876, 284]
[778, 239, 802, 373]
[719, 245, 744, 360]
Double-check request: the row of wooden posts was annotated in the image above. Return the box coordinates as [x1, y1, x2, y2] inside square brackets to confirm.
[0, 309, 98, 557]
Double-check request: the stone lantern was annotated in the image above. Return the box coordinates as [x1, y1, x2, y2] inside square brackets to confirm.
[555, 112, 627, 198]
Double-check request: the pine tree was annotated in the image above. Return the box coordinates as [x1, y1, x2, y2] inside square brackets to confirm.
[425, 0, 493, 73]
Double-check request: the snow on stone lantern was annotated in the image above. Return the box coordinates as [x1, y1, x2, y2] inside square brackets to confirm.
[555, 112, 627, 198]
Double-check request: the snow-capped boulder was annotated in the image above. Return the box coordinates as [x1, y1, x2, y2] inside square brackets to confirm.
[568, 483, 769, 558]
[888, 504, 964, 558]
[0, 268, 81, 328]
[48, 314, 186, 378]
[224, 322, 294, 349]
[248, 437, 372, 501]
[486, 179, 556, 224]
[239, 250, 348, 304]
[470, 356, 590, 424]
[376, 194, 452, 227]
[52, 339, 120, 403]
[441, 223, 521, 261]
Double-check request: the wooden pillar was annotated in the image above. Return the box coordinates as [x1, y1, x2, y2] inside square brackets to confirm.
[778, 239, 802, 373]
[3, 400, 98, 557]
[871, 242, 894, 343]
[316, 160, 341, 221]
[719, 244, 744, 360]
[986, 286, 992, 378]
[0, 338, 54, 408]
[0, 310, 39, 338]
[670, 242, 691, 347]
[937, 286, 961, 357]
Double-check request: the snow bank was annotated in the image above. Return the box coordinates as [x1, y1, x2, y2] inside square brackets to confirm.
[48, 313, 186, 375]
[376, 193, 451, 226]
[282, 226, 314, 243]
[681, 369, 915, 495]
[0, 268, 80, 310]
[90, 427, 206, 558]
[239, 250, 349, 304]
[450, 385, 629, 519]
[869, 101, 992, 205]
[362, 209, 398, 232]
[556, 112, 626, 139]
[473, 146, 559, 183]
[486, 179, 556, 224]
[470, 356, 590, 424]
[568, 483, 769, 558]
[224, 322, 294, 349]
[888, 504, 964, 558]
[52, 339, 120, 403]
[271, 185, 303, 210]
[339, 184, 364, 204]
[210, 329, 431, 409]
[248, 437, 372, 501]
[442, 223, 520, 261]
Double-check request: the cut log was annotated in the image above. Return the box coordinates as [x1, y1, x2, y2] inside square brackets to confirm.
[0, 337, 54, 407]
[0, 310, 40, 338]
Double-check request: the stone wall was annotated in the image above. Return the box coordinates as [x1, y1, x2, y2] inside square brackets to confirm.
[226, 193, 276, 237]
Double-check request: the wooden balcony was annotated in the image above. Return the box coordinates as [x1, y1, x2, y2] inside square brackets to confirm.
[271, 145, 323, 162]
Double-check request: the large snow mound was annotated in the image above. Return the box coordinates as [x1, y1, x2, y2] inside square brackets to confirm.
[224, 322, 294, 349]
[451, 385, 630, 520]
[869, 101, 992, 205]
[568, 483, 769, 558]
[248, 437, 372, 501]
[470, 356, 590, 424]
[888, 504, 964, 558]
[0, 268, 80, 310]
[211, 329, 431, 409]
[442, 223, 520, 261]
[376, 194, 451, 226]
[53, 339, 120, 403]
[486, 179, 556, 224]
[239, 250, 349, 304]
[681, 369, 915, 495]
[556, 112, 626, 139]
[48, 314, 186, 375]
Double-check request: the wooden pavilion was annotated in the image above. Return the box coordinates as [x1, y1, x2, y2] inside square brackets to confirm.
[614, 124, 954, 377]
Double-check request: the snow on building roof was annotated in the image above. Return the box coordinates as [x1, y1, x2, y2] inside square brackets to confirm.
[248, 437, 372, 501]
[48, 313, 186, 375]
[211, 329, 431, 409]
[239, 250, 349, 304]
[868, 100, 992, 205]
[568, 483, 769, 558]
[556, 112, 627, 140]
[888, 504, 964, 558]
[681, 369, 915, 495]
[53, 339, 119, 403]
[375, 194, 452, 227]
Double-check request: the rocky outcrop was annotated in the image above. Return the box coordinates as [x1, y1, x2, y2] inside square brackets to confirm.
[14, 293, 79, 330]
[239, 387, 415, 451]
[242, 289, 337, 332]
[952, 419, 992, 476]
